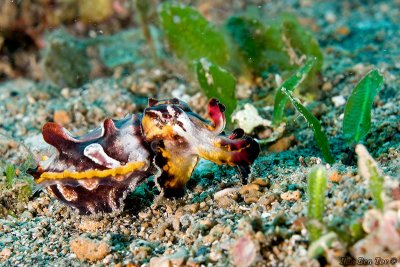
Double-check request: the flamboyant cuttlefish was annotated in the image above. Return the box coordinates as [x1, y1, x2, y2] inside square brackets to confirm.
[29, 98, 260, 215]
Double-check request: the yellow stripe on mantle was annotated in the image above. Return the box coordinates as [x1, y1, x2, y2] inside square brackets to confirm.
[36, 162, 145, 183]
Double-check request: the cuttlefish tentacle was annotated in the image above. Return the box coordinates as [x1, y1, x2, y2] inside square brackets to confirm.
[206, 98, 226, 133]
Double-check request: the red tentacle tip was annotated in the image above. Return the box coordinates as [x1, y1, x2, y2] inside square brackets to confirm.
[207, 99, 226, 129]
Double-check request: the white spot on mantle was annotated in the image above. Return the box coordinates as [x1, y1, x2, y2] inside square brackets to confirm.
[84, 143, 121, 168]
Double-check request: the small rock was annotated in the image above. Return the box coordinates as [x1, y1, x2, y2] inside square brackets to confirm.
[243, 191, 263, 204]
[329, 171, 343, 183]
[268, 135, 296, 152]
[0, 248, 12, 260]
[325, 11, 336, 23]
[322, 81, 333, 92]
[131, 246, 151, 260]
[209, 249, 222, 262]
[172, 210, 183, 231]
[184, 203, 199, 213]
[216, 196, 237, 209]
[232, 103, 271, 134]
[78, 219, 105, 232]
[331, 95, 346, 107]
[199, 219, 214, 230]
[70, 235, 110, 262]
[53, 110, 71, 125]
[214, 188, 238, 200]
[280, 190, 302, 201]
[239, 184, 260, 195]
[252, 178, 269, 187]
[102, 254, 113, 265]
[258, 194, 276, 207]
[149, 248, 187, 267]
[138, 211, 151, 219]
[335, 26, 350, 36]
[230, 235, 258, 267]
[149, 257, 172, 267]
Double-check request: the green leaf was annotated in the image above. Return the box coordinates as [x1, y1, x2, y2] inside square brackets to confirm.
[307, 166, 328, 242]
[282, 88, 335, 163]
[5, 164, 15, 187]
[226, 14, 323, 80]
[343, 69, 384, 144]
[272, 57, 316, 126]
[159, 3, 228, 68]
[196, 58, 237, 122]
[226, 16, 290, 73]
[280, 14, 323, 72]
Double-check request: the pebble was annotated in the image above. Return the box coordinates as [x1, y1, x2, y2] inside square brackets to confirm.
[239, 184, 260, 195]
[149, 257, 173, 267]
[335, 26, 350, 36]
[138, 211, 151, 219]
[331, 95, 346, 107]
[258, 195, 277, 207]
[149, 248, 187, 267]
[252, 178, 269, 187]
[78, 219, 105, 232]
[214, 188, 239, 200]
[199, 219, 214, 230]
[230, 235, 258, 267]
[280, 191, 302, 201]
[322, 81, 333, 91]
[243, 191, 263, 204]
[268, 135, 295, 152]
[0, 248, 12, 260]
[184, 203, 199, 213]
[325, 11, 336, 23]
[53, 110, 71, 125]
[216, 196, 237, 209]
[329, 171, 343, 183]
[69, 236, 110, 262]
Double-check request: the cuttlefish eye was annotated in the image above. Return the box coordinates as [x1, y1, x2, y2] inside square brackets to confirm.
[142, 103, 190, 141]
[144, 104, 184, 122]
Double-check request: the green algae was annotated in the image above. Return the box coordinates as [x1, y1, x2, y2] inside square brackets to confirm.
[226, 13, 323, 87]
[282, 88, 335, 163]
[343, 69, 385, 144]
[0, 161, 34, 217]
[159, 3, 229, 68]
[272, 57, 317, 126]
[307, 166, 328, 242]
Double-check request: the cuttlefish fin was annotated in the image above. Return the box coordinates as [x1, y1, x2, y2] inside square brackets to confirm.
[42, 122, 79, 153]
